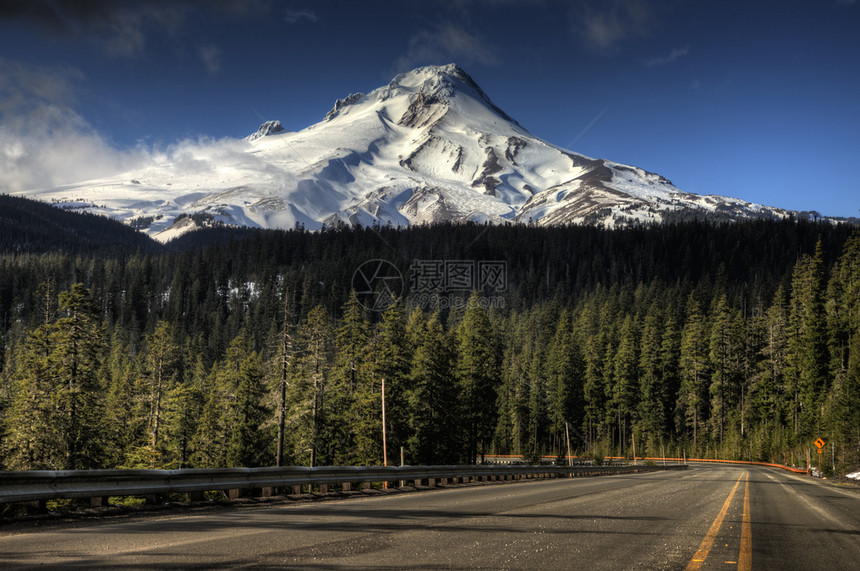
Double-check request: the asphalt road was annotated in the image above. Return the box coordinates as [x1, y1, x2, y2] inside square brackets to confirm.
[1, 464, 858, 569]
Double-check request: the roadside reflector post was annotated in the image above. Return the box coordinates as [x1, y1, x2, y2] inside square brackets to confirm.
[400, 446, 406, 487]
[814, 438, 825, 478]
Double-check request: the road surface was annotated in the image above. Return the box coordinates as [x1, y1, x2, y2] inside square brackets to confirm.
[1, 464, 858, 569]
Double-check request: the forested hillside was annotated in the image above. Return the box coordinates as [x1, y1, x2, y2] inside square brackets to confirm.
[0, 194, 162, 255]
[0, 219, 857, 474]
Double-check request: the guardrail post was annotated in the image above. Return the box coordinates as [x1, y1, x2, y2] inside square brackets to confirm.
[428, 477, 436, 487]
[342, 482, 351, 492]
[292, 484, 302, 495]
[228, 488, 243, 500]
[90, 496, 110, 507]
[319, 484, 329, 494]
[414, 478, 422, 487]
[261, 487, 274, 497]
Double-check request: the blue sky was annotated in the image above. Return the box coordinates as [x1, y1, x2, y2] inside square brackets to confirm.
[1, 0, 858, 218]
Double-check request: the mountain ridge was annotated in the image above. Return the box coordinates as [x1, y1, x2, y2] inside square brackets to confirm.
[12, 64, 848, 242]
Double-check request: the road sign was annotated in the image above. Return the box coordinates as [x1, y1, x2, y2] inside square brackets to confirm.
[815, 438, 826, 449]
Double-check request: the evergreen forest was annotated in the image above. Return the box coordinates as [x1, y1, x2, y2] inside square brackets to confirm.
[1, 217, 858, 476]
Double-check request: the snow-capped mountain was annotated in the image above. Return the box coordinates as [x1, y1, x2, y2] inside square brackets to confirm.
[16, 64, 795, 242]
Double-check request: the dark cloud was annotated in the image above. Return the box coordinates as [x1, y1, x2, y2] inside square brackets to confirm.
[0, 0, 272, 57]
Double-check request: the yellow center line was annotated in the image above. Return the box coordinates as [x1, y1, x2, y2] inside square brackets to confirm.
[686, 473, 744, 570]
[738, 472, 752, 571]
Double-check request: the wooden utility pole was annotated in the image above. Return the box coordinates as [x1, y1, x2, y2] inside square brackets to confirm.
[565, 422, 573, 467]
[382, 377, 388, 467]
[382, 378, 389, 490]
[276, 289, 293, 467]
[632, 430, 637, 466]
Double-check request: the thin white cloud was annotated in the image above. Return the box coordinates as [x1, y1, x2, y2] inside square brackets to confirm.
[575, 0, 656, 54]
[394, 23, 499, 73]
[644, 45, 690, 67]
[198, 44, 222, 75]
[284, 9, 320, 24]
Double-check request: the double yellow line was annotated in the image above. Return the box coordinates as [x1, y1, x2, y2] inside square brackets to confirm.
[686, 472, 752, 570]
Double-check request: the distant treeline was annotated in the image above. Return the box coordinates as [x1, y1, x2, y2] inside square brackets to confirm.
[0, 218, 857, 474]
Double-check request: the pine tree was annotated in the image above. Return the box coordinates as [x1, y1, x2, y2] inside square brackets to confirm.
[4, 284, 107, 470]
[824, 233, 860, 467]
[50, 284, 106, 469]
[708, 295, 744, 446]
[638, 301, 666, 447]
[330, 296, 370, 464]
[140, 320, 180, 466]
[295, 305, 333, 466]
[191, 332, 256, 468]
[496, 316, 530, 455]
[611, 314, 639, 454]
[787, 241, 828, 438]
[2, 323, 58, 469]
[227, 348, 270, 467]
[679, 294, 709, 452]
[161, 380, 202, 469]
[406, 311, 459, 464]
[544, 309, 583, 457]
[274, 287, 298, 467]
[367, 299, 411, 464]
[103, 330, 142, 467]
[659, 310, 681, 440]
[578, 295, 607, 448]
[455, 292, 501, 463]
[752, 286, 790, 437]
[526, 345, 547, 463]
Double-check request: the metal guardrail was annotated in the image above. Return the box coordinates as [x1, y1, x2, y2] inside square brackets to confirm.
[0, 464, 686, 505]
[483, 455, 810, 474]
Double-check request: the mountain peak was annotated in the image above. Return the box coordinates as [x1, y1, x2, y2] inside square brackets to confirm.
[398, 63, 468, 83]
[245, 120, 285, 141]
[325, 93, 365, 121]
[380, 63, 517, 126]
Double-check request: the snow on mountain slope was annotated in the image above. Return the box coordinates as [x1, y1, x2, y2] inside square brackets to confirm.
[14, 64, 795, 242]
